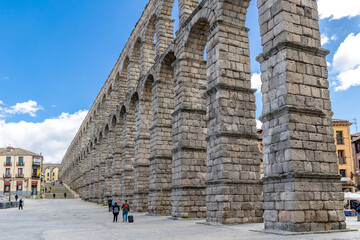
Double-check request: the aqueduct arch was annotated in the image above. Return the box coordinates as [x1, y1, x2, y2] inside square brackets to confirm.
[61, 0, 345, 232]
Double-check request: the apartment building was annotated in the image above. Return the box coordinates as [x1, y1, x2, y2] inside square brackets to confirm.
[0, 146, 43, 197]
[42, 163, 60, 182]
[333, 119, 355, 191]
[351, 132, 360, 191]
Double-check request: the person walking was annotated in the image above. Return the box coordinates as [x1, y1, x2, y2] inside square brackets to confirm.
[121, 200, 130, 222]
[64, 192, 67, 198]
[356, 201, 360, 221]
[108, 198, 113, 212]
[15, 194, 18, 201]
[113, 202, 120, 222]
[19, 199, 23, 210]
[53, 193, 56, 199]
[111, 198, 115, 211]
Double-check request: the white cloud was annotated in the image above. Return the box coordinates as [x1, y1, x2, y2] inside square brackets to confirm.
[251, 73, 262, 93]
[318, 0, 360, 20]
[321, 34, 337, 46]
[256, 120, 262, 130]
[1, 100, 44, 117]
[333, 33, 360, 91]
[0, 110, 88, 163]
[321, 34, 329, 45]
[335, 66, 360, 91]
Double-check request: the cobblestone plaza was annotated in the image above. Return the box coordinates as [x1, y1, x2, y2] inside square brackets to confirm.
[0, 199, 359, 240]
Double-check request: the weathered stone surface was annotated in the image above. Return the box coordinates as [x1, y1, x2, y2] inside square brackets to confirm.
[258, 0, 345, 232]
[60, 0, 344, 230]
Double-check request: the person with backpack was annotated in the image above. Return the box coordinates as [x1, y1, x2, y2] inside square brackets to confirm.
[355, 201, 360, 221]
[113, 202, 120, 222]
[121, 200, 130, 222]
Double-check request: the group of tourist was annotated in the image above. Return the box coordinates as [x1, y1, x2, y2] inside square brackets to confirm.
[107, 198, 131, 223]
[345, 200, 360, 221]
[352, 200, 360, 221]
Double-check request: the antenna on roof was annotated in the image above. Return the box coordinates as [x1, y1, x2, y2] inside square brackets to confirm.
[351, 118, 358, 133]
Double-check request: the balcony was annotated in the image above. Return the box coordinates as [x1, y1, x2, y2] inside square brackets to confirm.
[17, 162, 25, 166]
[4, 162, 12, 167]
[32, 162, 40, 168]
[32, 174, 40, 179]
[16, 173, 24, 178]
[3, 173, 11, 178]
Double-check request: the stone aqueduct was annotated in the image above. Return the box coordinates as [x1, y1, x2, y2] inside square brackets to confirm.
[61, 0, 346, 232]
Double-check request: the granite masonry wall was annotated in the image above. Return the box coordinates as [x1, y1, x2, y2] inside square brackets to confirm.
[61, 0, 344, 231]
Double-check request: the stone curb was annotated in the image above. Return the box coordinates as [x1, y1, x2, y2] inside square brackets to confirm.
[250, 228, 358, 236]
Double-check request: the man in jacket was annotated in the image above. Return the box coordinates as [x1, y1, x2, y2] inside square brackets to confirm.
[121, 200, 130, 222]
[108, 198, 112, 212]
[355, 201, 360, 221]
[19, 199, 23, 210]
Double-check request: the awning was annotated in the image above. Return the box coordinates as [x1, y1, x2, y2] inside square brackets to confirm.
[17, 181, 23, 184]
[31, 181, 38, 185]
[4, 181, 10, 184]
[344, 192, 360, 200]
[341, 177, 352, 182]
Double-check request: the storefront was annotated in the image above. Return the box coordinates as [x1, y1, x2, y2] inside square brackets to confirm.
[31, 181, 38, 195]
[16, 181, 23, 195]
[4, 181, 10, 193]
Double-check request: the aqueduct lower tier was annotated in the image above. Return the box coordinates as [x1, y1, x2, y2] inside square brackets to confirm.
[61, 0, 346, 232]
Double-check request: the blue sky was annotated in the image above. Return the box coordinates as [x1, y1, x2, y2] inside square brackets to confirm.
[0, 0, 360, 163]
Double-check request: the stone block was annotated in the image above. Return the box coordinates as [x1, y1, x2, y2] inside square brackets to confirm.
[316, 210, 328, 223]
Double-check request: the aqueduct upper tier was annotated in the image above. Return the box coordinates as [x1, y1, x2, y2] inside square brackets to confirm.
[61, 0, 346, 232]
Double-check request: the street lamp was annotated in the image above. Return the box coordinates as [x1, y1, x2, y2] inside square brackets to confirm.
[8, 179, 12, 202]
[24, 178, 29, 198]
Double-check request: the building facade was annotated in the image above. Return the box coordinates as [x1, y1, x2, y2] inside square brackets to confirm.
[42, 163, 60, 182]
[332, 119, 355, 191]
[351, 133, 360, 191]
[61, 0, 346, 232]
[0, 147, 43, 197]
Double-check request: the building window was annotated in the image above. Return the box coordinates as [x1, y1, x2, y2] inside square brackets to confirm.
[6, 157, 11, 166]
[5, 168, 11, 177]
[336, 131, 344, 145]
[4, 182, 10, 192]
[18, 157, 24, 165]
[47, 173, 50, 177]
[18, 168, 23, 177]
[338, 150, 346, 164]
[17, 182, 22, 191]
[356, 143, 360, 153]
[32, 168, 40, 179]
[340, 169, 346, 177]
[53, 172, 55, 177]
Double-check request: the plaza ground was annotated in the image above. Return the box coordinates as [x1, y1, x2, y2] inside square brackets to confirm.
[0, 199, 359, 240]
